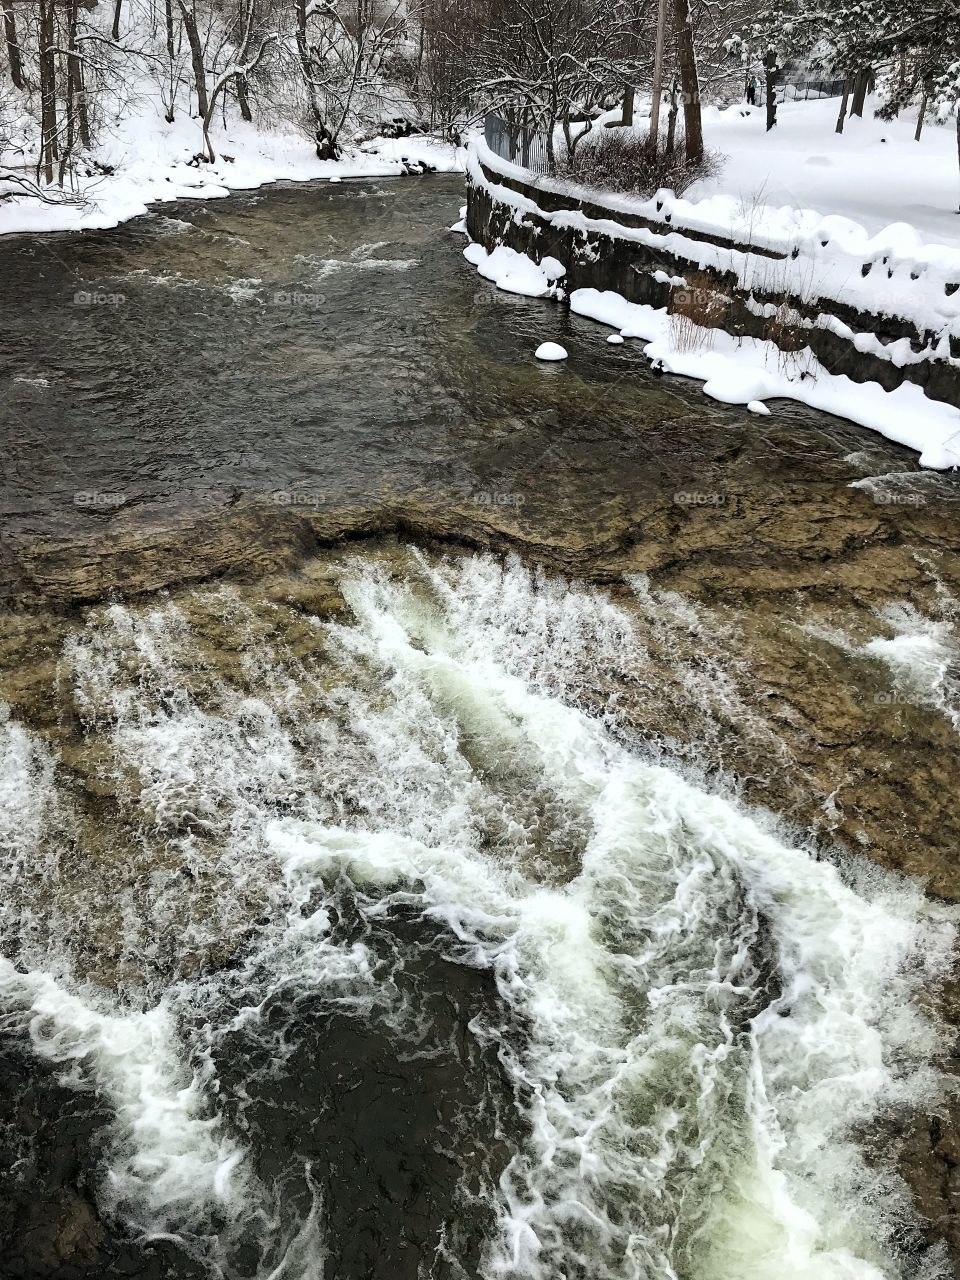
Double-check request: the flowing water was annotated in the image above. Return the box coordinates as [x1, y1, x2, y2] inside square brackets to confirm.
[1, 176, 959, 1280]
[1, 552, 956, 1280]
[4, 173, 957, 603]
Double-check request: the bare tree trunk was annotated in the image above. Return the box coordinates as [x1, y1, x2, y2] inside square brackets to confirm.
[163, 0, 176, 120]
[64, 10, 75, 166]
[763, 50, 778, 132]
[648, 0, 667, 147]
[234, 0, 254, 121]
[665, 76, 679, 154]
[412, 13, 424, 101]
[67, 0, 90, 149]
[622, 84, 634, 127]
[294, 0, 321, 125]
[673, 0, 702, 161]
[38, 0, 58, 186]
[836, 79, 850, 133]
[2, 0, 23, 89]
[178, 0, 208, 118]
[851, 66, 870, 117]
[111, 0, 122, 40]
[236, 75, 252, 120]
[915, 89, 928, 141]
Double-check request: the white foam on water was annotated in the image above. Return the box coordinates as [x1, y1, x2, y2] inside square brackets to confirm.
[805, 593, 959, 733]
[66, 599, 306, 840]
[0, 706, 55, 890]
[281, 555, 955, 1280]
[296, 245, 419, 281]
[224, 276, 263, 303]
[153, 216, 194, 236]
[0, 958, 246, 1234]
[0, 705, 73, 970]
[863, 603, 959, 729]
[257, 1168, 327, 1280]
[848, 472, 954, 503]
[623, 571, 788, 775]
[0, 554, 955, 1279]
[120, 268, 200, 288]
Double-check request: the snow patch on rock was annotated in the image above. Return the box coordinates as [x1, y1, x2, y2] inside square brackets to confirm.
[463, 243, 565, 298]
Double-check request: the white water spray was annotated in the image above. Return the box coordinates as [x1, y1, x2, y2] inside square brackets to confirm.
[0, 553, 953, 1280]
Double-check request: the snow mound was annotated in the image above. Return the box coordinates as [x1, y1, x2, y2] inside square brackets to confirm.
[535, 342, 568, 362]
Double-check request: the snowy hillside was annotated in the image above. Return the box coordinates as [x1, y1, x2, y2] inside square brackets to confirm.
[689, 96, 960, 250]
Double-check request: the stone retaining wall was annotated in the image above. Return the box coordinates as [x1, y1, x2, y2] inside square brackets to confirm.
[466, 153, 960, 406]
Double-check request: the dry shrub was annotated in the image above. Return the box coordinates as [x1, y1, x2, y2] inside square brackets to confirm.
[557, 129, 722, 198]
[758, 299, 814, 376]
[668, 272, 730, 353]
[742, 254, 821, 379]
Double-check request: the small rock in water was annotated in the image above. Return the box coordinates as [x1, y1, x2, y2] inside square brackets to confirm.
[329, 175, 342, 183]
[747, 400, 771, 415]
[535, 342, 568, 362]
[607, 334, 625, 345]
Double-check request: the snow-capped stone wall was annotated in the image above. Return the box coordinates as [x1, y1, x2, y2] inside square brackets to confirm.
[466, 141, 960, 407]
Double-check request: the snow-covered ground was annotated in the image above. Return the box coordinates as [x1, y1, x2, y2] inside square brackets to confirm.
[0, 94, 462, 238]
[566, 94, 960, 256]
[687, 96, 960, 251]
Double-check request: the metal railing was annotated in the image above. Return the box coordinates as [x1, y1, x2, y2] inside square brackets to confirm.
[750, 77, 847, 107]
[484, 80, 846, 169]
[483, 113, 552, 174]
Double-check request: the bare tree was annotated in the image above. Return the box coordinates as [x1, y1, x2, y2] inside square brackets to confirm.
[177, 0, 208, 115]
[673, 0, 703, 159]
[2, 0, 24, 87]
[465, 0, 646, 169]
[201, 0, 275, 159]
[37, 0, 59, 183]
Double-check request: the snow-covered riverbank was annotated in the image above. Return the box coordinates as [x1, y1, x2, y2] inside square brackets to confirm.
[463, 234, 960, 469]
[463, 107, 960, 471]
[0, 104, 462, 238]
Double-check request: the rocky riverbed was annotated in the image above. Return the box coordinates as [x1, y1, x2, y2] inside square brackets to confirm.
[1, 174, 958, 1278]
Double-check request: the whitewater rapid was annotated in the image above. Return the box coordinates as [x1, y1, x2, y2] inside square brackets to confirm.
[0, 552, 954, 1279]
